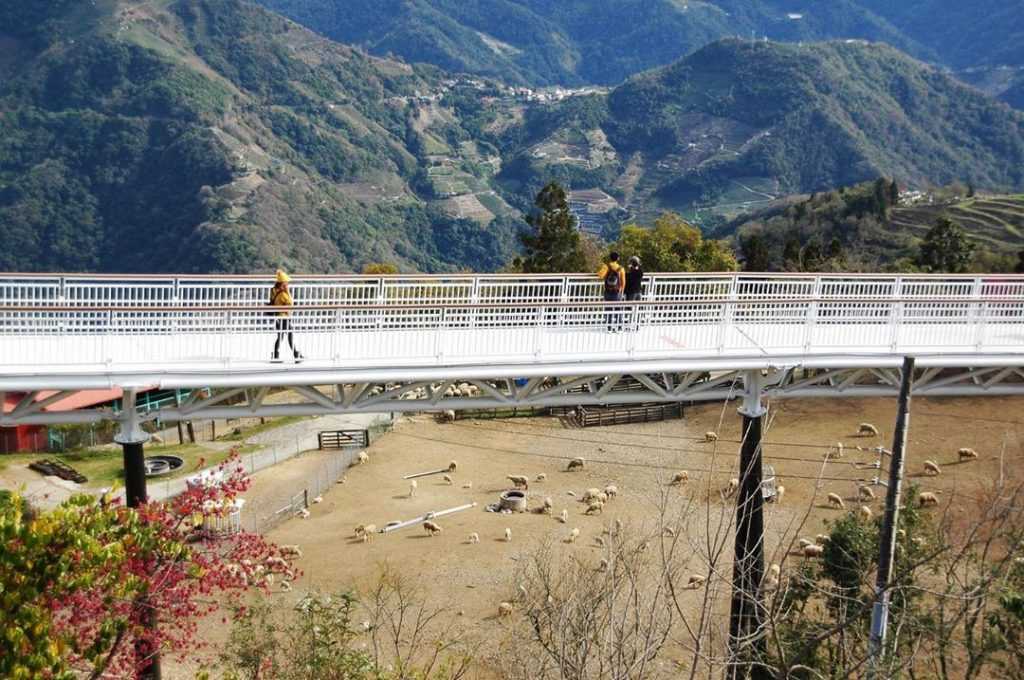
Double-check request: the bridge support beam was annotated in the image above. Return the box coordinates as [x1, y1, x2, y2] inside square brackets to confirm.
[113, 390, 161, 680]
[728, 371, 769, 680]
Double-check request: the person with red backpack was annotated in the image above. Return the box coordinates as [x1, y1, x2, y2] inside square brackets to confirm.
[597, 252, 626, 332]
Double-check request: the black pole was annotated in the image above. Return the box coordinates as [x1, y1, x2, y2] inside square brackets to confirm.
[868, 356, 915, 675]
[728, 410, 768, 679]
[122, 441, 148, 508]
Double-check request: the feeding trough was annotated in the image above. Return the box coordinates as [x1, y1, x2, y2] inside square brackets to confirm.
[499, 490, 527, 513]
[145, 455, 184, 477]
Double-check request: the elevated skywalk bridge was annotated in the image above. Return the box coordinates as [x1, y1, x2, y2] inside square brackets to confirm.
[0, 272, 1022, 428]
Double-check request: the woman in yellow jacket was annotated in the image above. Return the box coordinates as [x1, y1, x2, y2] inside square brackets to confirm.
[270, 269, 303, 362]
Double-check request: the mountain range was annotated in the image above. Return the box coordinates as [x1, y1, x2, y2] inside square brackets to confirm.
[1, 0, 1023, 274]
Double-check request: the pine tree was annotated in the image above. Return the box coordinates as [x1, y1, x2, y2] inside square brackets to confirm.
[518, 182, 587, 273]
[916, 217, 975, 273]
[740, 233, 771, 272]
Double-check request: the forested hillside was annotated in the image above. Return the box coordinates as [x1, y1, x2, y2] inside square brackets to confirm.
[495, 40, 1024, 224]
[258, 0, 920, 86]
[0, 0, 517, 273]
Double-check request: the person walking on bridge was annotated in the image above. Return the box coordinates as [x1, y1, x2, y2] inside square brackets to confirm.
[270, 269, 303, 363]
[597, 252, 626, 332]
[624, 255, 644, 331]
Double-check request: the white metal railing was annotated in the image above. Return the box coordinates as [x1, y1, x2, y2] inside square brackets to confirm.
[0, 273, 1021, 367]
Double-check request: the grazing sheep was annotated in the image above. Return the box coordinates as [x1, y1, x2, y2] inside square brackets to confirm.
[763, 563, 781, 591]
[722, 478, 739, 498]
[442, 409, 456, 422]
[958, 447, 979, 461]
[541, 497, 554, 513]
[567, 528, 580, 544]
[923, 460, 941, 476]
[507, 475, 530, 490]
[584, 500, 604, 515]
[443, 474, 453, 485]
[858, 422, 880, 436]
[670, 471, 690, 486]
[312, 495, 323, 504]
[409, 480, 417, 498]
[815, 534, 830, 545]
[705, 431, 719, 443]
[297, 508, 310, 519]
[803, 544, 825, 558]
[355, 524, 377, 542]
[567, 457, 585, 471]
[859, 505, 873, 521]
[919, 491, 940, 507]
[595, 491, 609, 504]
[468, 532, 480, 544]
[604, 484, 618, 499]
[858, 485, 876, 501]
[827, 492, 845, 509]
[448, 460, 458, 472]
[280, 544, 303, 559]
[504, 527, 512, 542]
[559, 509, 569, 524]
[357, 451, 369, 465]
[582, 488, 603, 502]
[423, 520, 443, 536]
[687, 574, 707, 589]
[535, 473, 547, 482]
[773, 485, 785, 504]
[462, 482, 473, 489]
[498, 602, 514, 617]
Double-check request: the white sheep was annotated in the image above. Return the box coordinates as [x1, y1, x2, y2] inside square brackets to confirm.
[858, 422, 880, 436]
[567, 528, 580, 544]
[704, 431, 719, 443]
[815, 534, 830, 545]
[504, 527, 512, 542]
[541, 497, 553, 513]
[604, 484, 618, 499]
[357, 451, 369, 465]
[923, 460, 941, 476]
[582, 488, 602, 502]
[670, 470, 690, 486]
[423, 520, 442, 536]
[567, 457, 585, 471]
[958, 447, 979, 461]
[803, 544, 825, 558]
[497, 602, 514, 617]
[297, 508, 310, 519]
[584, 500, 604, 515]
[355, 524, 377, 542]
[312, 495, 323, 504]
[827, 492, 845, 509]
[507, 475, 530, 490]
[409, 480, 417, 497]
[858, 505, 873, 521]
[858, 485, 876, 501]
[535, 473, 547, 482]
[558, 509, 568, 524]
[468, 532, 480, 544]
[773, 485, 785, 504]
[722, 478, 739, 498]
[919, 491, 940, 507]
[442, 409, 456, 422]
[280, 544, 303, 559]
[443, 474, 453, 485]
[687, 574, 707, 589]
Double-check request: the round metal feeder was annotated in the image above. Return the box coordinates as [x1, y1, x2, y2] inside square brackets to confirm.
[499, 490, 528, 513]
[144, 455, 185, 477]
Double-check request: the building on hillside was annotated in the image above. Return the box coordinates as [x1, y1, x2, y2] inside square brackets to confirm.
[569, 188, 621, 235]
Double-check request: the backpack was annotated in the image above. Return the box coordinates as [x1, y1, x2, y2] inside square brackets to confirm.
[604, 266, 620, 294]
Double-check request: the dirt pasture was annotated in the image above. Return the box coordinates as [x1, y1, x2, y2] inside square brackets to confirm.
[263, 395, 1023, 616]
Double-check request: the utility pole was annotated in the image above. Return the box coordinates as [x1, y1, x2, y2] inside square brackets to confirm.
[728, 370, 769, 680]
[868, 356, 915, 675]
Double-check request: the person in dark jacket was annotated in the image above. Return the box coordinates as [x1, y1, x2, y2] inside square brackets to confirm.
[624, 256, 644, 330]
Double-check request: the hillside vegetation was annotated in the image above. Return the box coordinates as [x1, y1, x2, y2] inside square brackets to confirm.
[497, 40, 1024, 224]
[0, 0, 518, 273]
[258, 0, 922, 87]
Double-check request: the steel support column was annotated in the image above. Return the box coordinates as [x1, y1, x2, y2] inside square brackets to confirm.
[728, 371, 769, 680]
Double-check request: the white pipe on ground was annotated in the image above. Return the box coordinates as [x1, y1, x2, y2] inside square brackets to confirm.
[381, 502, 477, 533]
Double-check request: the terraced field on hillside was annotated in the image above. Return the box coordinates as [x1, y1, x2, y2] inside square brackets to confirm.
[891, 195, 1024, 252]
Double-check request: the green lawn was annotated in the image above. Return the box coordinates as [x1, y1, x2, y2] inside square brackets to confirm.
[218, 415, 306, 442]
[0, 442, 255, 487]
